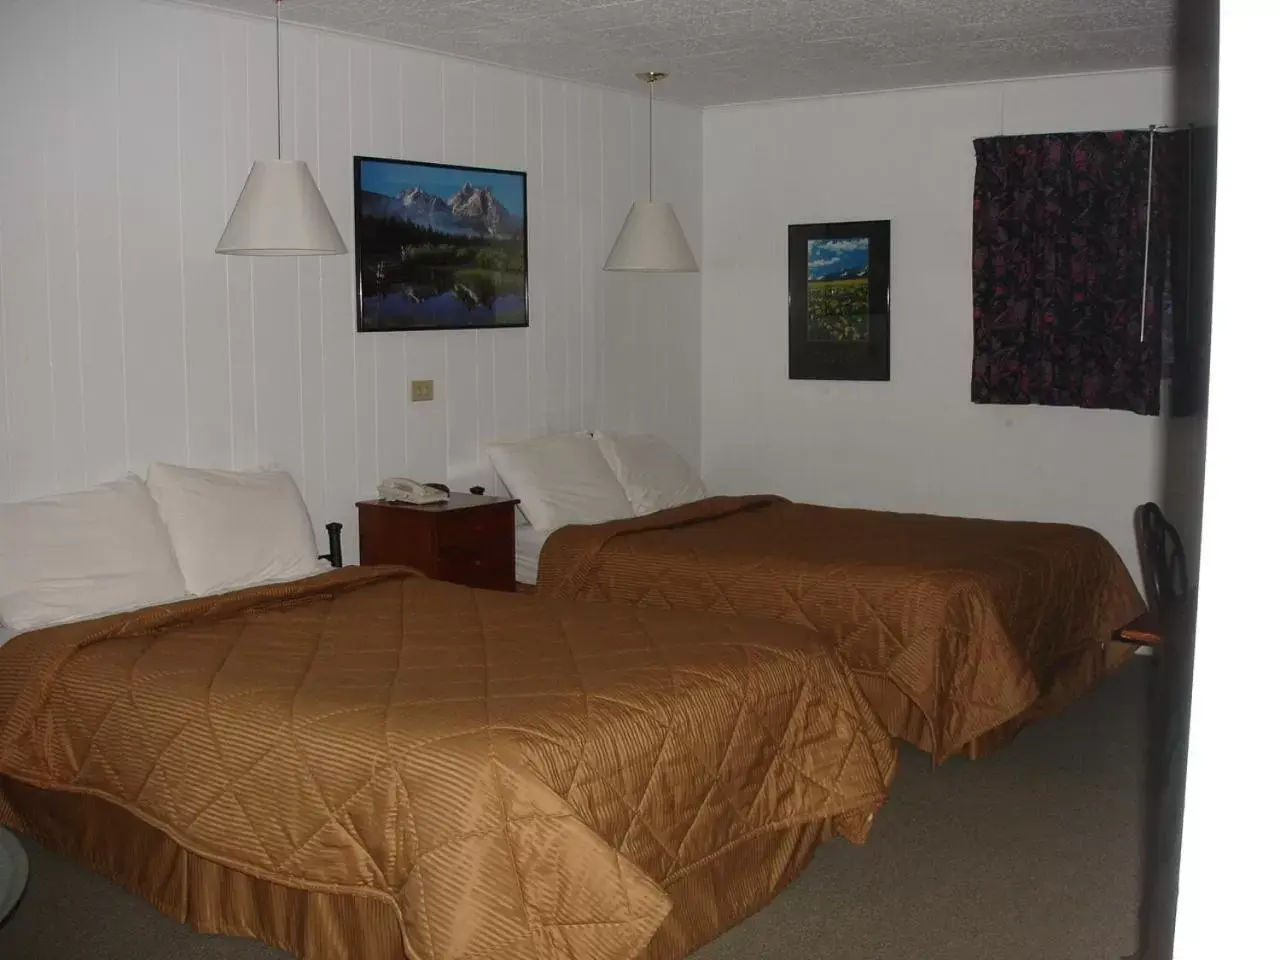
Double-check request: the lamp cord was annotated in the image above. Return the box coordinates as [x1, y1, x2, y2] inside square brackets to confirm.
[648, 79, 654, 202]
[275, 0, 283, 161]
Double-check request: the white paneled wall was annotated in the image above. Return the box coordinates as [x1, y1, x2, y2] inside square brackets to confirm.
[0, 0, 702, 559]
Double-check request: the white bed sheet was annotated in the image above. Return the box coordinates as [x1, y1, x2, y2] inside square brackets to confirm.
[515, 525, 549, 586]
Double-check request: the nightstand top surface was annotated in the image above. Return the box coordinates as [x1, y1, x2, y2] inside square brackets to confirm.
[357, 493, 519, 514]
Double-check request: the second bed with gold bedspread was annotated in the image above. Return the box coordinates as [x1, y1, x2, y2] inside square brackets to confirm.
[0, 566, 895, 960]
[538, 496, 1145, 762]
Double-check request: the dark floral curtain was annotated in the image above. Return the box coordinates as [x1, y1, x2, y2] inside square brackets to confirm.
[971, 130, 1188, 415]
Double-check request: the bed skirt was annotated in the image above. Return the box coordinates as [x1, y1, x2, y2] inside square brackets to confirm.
[0, 776, 861, 960]
[859, 639, 1134, 761]
[0, 778, 406, 959]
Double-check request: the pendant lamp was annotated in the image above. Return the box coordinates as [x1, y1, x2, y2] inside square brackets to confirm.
[603, 72, 698, 273]
[217, 1, 346, 256]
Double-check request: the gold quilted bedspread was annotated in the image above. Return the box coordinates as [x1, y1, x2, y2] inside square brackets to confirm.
[539, 497, 1145, 762]
[0, 567, 895, 960]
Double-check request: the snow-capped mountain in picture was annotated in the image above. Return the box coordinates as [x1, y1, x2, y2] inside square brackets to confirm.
[361, 182, 523, 239]
[355, 157, 528, 332]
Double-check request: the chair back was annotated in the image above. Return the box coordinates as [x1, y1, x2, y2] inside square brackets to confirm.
[1137, 502, 1188, 616]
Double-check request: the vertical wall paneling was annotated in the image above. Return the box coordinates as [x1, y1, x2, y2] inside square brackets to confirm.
[72, 0, 130, 489]
[222, 17, 257, 470]
[653, 99, 702, 466]
[524, 77, 547, 441]
[624, 95, 646, 434]
[316, 31, 357, 543]
[348, 42, 379, 501]
[540, 80, 567, 435]
[598, 89, 631, 437]
[180, 8, 233, 472]
[0, 6, 11, 501]
[0, 3, 56, 500]
[44, 0, 87, 492]
[472, 65, 499, 489]
[400, 52, 448, 484]
[117, 1, 187, 472]
[562, 84, 584, 433]
[440, 59, 480, 484]
[578, 89, 602, 431]
[292, 26, 326, 517]
[0, 193, 7, 501]
[368, 47, 408, 486]
[491, 69, 530, 448]
[248, 15, 304, 487]
[0, 0, 703, 560]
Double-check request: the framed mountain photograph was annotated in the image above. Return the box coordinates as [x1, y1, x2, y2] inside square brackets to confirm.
[354, 156, 528, 332]
[788, 220, 891, 380]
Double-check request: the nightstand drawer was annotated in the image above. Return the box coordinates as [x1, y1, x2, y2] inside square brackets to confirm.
[437, 507, 510, 550]
[439, 542, 513, 591]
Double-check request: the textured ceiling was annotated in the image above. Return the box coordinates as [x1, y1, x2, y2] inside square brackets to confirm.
[196, 0, 1177, 106]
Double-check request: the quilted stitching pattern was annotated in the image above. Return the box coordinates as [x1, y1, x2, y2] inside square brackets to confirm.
[539, 497, 1145, 762]
[0, 567, 895, 960]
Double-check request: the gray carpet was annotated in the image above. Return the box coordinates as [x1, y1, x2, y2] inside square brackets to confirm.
[0, 661, 1150, 960]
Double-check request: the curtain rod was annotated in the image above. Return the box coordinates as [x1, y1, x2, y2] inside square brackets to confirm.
[980, 123, 1194, 142]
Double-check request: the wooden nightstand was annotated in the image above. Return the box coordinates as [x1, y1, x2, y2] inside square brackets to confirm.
[357, 494, 519, 592]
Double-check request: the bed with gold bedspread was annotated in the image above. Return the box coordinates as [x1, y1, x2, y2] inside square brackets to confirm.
[0, 566, 895, 960]
[538, 496, 1144, 762]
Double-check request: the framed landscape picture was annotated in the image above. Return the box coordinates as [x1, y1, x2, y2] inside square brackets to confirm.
[354, 156, 528, 332]
[788, 220, 891, 381]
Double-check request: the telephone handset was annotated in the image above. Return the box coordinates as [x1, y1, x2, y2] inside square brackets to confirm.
[377, 477, 450, 505]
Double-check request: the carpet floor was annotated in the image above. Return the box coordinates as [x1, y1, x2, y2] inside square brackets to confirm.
[0, 660, 1151, 960]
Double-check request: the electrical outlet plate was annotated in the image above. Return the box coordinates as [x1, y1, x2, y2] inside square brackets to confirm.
[410, 380, 434, 402]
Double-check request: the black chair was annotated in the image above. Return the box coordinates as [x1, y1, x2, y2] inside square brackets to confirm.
[1117, 504, 1187, 648]
[1137, 502, 1188, 619]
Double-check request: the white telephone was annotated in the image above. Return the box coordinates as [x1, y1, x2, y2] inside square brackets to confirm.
[377, 477, 450, 505]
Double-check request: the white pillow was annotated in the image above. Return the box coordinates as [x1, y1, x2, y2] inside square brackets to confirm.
[488, 433, 634, 533]
[0, 476, 188, 632]
[146, 463, 323, 596]
[595, 432, 707, 516]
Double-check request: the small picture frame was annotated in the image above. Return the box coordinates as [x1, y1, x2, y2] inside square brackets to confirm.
[788, 219, 891, 381]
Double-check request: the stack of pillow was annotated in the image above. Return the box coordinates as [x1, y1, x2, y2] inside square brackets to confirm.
[488, 430, 706, 534]
[0, 465, 325, 636]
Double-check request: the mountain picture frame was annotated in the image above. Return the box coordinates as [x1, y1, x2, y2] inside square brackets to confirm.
[788, 219, 891, 381]
[354, 156, 529, 332]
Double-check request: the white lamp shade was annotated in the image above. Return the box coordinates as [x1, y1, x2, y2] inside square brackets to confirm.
[603, 201, 698, 273]
[216, 160, 347, 256]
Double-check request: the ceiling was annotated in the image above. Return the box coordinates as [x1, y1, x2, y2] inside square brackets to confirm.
[198, 0, 1177, 106]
